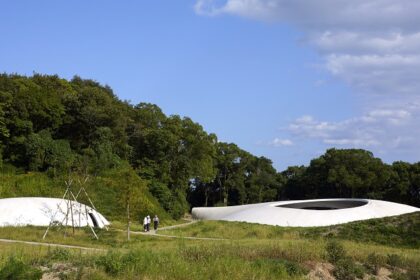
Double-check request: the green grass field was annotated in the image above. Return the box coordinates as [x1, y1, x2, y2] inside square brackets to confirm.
[162, 212, 420, 248]
[0, 213, 419, 279]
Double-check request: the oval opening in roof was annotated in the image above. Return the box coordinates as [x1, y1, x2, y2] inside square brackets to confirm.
[277, 199, 368, 210]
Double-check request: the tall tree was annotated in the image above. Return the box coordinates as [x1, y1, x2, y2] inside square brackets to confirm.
[245, 156, 280, 203]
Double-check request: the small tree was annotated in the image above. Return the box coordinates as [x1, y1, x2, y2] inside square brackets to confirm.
[120, 167, 143, 241]
[124, 170, 132, 241]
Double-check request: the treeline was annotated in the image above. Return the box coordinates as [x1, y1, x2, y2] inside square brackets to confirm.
[0, 74, 280, 218]
[280, 149, 420, 207]
[190, 148, 420, 208]
[0, 74, 418, 218]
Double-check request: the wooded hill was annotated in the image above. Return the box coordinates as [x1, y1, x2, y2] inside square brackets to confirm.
[0, 74, 418, 220]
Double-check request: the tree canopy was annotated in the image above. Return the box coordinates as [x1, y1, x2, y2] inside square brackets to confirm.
[0, 73, 418, 218]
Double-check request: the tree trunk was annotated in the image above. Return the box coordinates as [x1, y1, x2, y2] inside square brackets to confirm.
[217, 176, 223, 202]
[204, 186, 209, 207]
[223, 188, 228, 206]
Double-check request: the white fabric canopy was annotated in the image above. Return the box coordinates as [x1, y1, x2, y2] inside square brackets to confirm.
[0, 197, 110, 228]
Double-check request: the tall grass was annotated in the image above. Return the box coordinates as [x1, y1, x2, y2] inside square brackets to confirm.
[162, 212, 420, 248]
[0, 224, 419, 279]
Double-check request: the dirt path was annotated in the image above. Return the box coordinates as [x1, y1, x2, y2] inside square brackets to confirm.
[158, 220, 197, 230]
[122, 219, 227, 241]
[132, 231, 226, 241]
[0, 238, 105, 251]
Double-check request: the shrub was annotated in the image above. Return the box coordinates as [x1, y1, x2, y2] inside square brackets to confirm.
[0, 256, 43, 280]
[325, 240, 365, 280]
[251, 259, 307, 277]
[48, 247, 71, 261]
[282, 260, 308, 276]
[334, 257, 365, 280]
[390, 270, 420, 280]
[96, 251, 125, 276]
[387, 254, 404, 268]
[390, 271, 408, 280]
[365, 253, 385, 274]
[405, 265, 420, 280]
[95, 250, 146, 276]
[325, 240, 346, 264]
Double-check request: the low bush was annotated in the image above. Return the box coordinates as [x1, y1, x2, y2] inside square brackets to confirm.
[48, 247, 72, 261]
[95, 249, 150, 277]
[95, 251, 125, 276]
[325, 240, 346, 264]
[325, 240, 366, 280]
[391, 268, 420, 280]
[251, 259, 307, 278]
[282, 259, 308, 276]
[334, 257, 365, 280]
[365, 253, 385, 274]
[0, 256, 43, 280]
[387, 253, 404, 268]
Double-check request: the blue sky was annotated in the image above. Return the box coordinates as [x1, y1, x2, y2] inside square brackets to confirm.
[2, 1, 419, 170]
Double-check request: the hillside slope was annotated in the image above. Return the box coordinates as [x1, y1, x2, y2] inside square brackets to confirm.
[0, 164, 171, 222]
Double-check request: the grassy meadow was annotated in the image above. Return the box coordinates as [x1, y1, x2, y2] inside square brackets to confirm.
[0, 212, 419, 279]
[162, 212, 420, 248]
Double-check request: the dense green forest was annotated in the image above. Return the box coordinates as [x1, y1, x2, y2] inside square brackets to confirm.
[0, 74, 418, 220]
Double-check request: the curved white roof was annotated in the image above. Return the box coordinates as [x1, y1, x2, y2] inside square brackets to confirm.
[0, 197, 110, 228]
[192, 199, 419, 227]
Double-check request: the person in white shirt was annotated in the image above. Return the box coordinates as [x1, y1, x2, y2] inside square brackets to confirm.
[143, 216, 148, 232]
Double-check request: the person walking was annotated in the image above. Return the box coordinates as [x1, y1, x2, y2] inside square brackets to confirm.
[153, 215, 159, 231]
[143, 216, 148, 232]
[146, 215, 151, 232]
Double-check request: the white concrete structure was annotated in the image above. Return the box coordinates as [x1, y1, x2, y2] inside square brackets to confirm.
[192, 199, 419, 227]
[0, 197, 110, 228]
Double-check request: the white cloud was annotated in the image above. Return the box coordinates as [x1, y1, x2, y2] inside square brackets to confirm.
[287, 103, 420, 154]
[195, 0, 420, 96]
[325, 54, 420, 95]
[323, 138, 379, 146]
[312, 32, 420, 55]
[195, 1, 420, 31]
[269, 138, 293, 147]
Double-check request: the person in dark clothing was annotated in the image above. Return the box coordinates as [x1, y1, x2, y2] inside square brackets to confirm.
[153, 215, 159, 231]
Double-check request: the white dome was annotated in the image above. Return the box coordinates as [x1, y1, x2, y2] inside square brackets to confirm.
[192, 198, 419, 227]
[0, 197, 110, 228]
